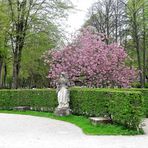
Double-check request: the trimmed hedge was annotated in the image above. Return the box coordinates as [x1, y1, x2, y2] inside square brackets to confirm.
[86, 88, 148, 117]
[0, 88, 144, 130]
[0, 89, 57, 111]
[138, 89, 148, 117]
[111, 88, 148, 117]
[70, 88, 144, 130]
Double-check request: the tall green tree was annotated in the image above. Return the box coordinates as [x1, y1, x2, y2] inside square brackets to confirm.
[2, 0, 72, 88]
[0, 1, 9, 88]
[126, 0, 148, 87]
[85, 0, 148, 87]
[20, 23, 59, 88]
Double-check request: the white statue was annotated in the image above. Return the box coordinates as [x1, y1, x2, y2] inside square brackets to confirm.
[56, 72, 70, 109]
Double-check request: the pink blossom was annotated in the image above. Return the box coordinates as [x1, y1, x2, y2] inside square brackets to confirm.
[45, 27, 137, 88]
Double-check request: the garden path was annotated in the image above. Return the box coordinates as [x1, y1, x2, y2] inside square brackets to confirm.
[0, 113, 148, 148]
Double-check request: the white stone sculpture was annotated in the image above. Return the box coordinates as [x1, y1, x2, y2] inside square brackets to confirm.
[55, 72, 71, 116]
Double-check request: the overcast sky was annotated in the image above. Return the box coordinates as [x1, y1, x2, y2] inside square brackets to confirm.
[65, 0, 97, 36]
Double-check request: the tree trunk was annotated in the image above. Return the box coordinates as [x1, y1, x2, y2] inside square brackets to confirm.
[12, 57, 19, 89]
[142, 5, 146, 87]
[12, 50, 22, 89]
[137, 47, 143, 87]
[3, 63, 7, 88]
[132, 9, 143, 87]
[134, 31, 143, 87]
[9, 0, 27, 88]
[115, 0, 119, 43]
[0, 60, 3, 88]
[105, 4, 110, 45]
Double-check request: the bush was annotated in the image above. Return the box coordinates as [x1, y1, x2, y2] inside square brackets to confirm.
[120, 88, 148, 117]
[108, 91, 143, 130]
[70, 88, 109, 116]
[131, 82, 148, 88]
[0, 88, 144, 130]
[144, 82, 148, 88]
[0, 89, 57, 111]
[131, 82, 141, 88]
[70, 88, 144, 130]
[46, 27, 136, 88]
[140, 89, 148, 117]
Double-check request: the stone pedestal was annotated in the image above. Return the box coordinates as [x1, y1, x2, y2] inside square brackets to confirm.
[54, 107, 71, 116]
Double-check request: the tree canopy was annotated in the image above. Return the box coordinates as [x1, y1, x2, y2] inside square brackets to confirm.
[0, 0, 72, 88]
[45, 27, 136, 88]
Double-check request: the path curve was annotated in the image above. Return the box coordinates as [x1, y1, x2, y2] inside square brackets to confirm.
[0, 113, 148, 148]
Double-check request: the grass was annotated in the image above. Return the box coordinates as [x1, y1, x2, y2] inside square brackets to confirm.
[0, 110, 143, 135]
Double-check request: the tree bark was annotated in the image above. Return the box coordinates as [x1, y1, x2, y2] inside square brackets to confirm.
[12, 42, 23, 88]
[12, 57, 19, 88]
[11, 0, 27, 88]
[3, 63, 7, 88]
[105, 3, 110, 45]
[134, 34, 143, 87]
[132, 11, 143, 87]
[0, 60, 3, 88]
[142, 4, 146, 87]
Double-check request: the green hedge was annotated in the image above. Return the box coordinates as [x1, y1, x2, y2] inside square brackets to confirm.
[112, 88, 148, 117]
[124, 88, 148, 117]
[0, 89, 57, 111]
[86, 88, 148, 117]
[70, 88, 144, 130]
[138, 89, 148, 117]
[0, 88, 144, 130]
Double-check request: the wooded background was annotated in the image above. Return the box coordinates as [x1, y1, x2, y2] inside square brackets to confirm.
[0, 0, 147, 88]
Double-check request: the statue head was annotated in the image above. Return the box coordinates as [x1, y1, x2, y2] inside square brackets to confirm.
[60, 72, 66, 78]
[58, 72, 69, 87]
[59, 72, 69, 81]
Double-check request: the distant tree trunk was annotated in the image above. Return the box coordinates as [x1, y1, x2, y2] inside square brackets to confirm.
[105, 3, 110, 45]
[0, 60, 3, 88]
[3, 63, 7, 88]
[146, 58, 148, 82]
[128, 0, 143, 87]
[8, 0, 27, 88]
[115, 0, 119, 43]
[115, 15, 118, 43]
[132, 11, 143, 87]
[12, 57, 19, 88]
[12, 40, 24, 88]
[142, 4, 146, 87]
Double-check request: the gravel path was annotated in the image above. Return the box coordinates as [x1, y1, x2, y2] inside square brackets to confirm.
[0, 113, 148, 148]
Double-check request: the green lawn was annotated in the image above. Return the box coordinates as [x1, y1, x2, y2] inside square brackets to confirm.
[0, 110, 143, 135]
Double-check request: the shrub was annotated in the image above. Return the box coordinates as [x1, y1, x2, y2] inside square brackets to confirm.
[0, 89, 57, 111]
[144, 83, 148, 88]
[131, 82, 148, 88]
[140, 89, 148, 117]
[0, 88, 144, 130]
[45, 27, 136, 88]
[131, 82, 141, 88]
[119, 88, 148, 117]
[70, 88, 144, 130]
[108, 91, 143, 130]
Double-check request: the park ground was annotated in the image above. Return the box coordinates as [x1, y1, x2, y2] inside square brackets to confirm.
[0, 113, 148, 148]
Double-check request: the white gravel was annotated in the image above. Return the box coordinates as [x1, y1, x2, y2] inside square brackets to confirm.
[0, 113, 148, 148]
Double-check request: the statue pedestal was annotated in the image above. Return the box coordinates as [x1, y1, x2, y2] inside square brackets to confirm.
[54, 107, 71, 116]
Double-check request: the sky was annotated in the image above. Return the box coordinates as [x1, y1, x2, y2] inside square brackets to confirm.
[65, 0, 97, 36]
